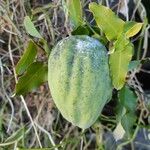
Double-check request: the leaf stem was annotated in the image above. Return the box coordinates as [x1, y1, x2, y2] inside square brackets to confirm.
[80, 129, 85, 150]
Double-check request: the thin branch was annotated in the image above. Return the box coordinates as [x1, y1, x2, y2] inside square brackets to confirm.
[124, 0, 129, 21]
[140, 68, 150, 74]
[80, 129, 85, 150]
[35, 122, 58, 150]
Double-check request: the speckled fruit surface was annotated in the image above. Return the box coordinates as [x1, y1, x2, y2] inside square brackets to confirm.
[48, 35, 112, 129]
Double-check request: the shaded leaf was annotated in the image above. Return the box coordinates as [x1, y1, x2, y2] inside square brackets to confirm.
[15, 62, 48, 95]
[72, 24, 101, 36]
[109, 35, 133, 89]
[67, 0, 83, 29]
[16, 40, 37, 75]
[121, 112, 137, 138]
[72, 25, 89, 35]
[119, 85, 137, 113]
[91, 26, 101, 35]
[124, 21, 143, 38]
[24, 16, 42, 38]
[116, 85, 137, 124]
[71, 24, 108, 45]
[92, 34, 108, 45]
[89, 2, 124, 41]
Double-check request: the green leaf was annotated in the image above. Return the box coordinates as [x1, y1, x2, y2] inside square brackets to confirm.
[109, 35, 133, 89]
[15, 62, 48, 95]
[16, 40, 37, 75]
[119, 86, 137, 113]
[128, 58, 150, 71]
[121, 112, 137, 138]
[128, 60, 141, 71]
[89, 2, 124, 41]
[67, 0, 83, 29]
[124, 21, 143, 38]
[116, 86, 137, 139]
[24, 16, 42, 38]
[116, 86, 137, 122]
[115, 101, 126, 122]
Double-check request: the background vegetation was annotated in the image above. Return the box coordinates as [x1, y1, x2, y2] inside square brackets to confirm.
[0, 0, 150, 150]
